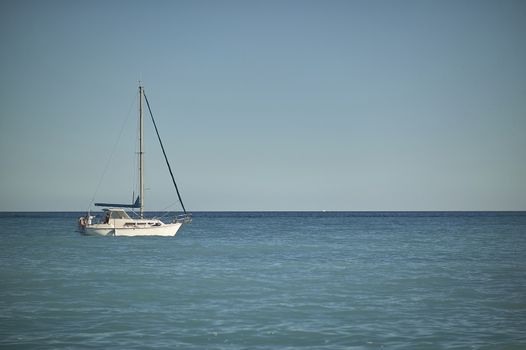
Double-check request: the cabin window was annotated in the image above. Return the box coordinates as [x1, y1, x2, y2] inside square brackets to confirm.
[110, 211, 131, 219]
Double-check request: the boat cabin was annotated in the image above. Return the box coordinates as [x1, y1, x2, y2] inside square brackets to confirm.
[106, 208, 131, 219]
[101, 208, 131, 223]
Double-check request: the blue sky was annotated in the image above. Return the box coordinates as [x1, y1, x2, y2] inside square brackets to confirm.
[1, 0, 525, 211]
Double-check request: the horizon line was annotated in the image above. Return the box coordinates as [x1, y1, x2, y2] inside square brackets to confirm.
[1, 210, 525, 213]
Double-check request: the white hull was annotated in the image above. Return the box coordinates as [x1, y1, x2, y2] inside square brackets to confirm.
[82, 220, 182, 237]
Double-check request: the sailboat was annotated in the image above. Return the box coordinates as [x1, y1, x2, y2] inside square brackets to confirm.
[78, 84, 192, 236]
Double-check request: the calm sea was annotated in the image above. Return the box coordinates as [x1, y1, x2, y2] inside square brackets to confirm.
[1, 212, 525, 349]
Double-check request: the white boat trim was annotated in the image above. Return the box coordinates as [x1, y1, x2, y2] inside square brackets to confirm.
[80, 208, 183, 236]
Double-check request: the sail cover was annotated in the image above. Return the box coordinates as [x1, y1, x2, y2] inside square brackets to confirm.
[95, 196, 140, 208]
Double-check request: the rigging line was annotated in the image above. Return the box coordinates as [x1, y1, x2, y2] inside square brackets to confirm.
[143, 90, 188, 214]
[157, 200, 181, 219]
[88, 92, 137, 209]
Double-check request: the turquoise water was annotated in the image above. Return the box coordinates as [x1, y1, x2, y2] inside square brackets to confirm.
[1, 212, 525, 349]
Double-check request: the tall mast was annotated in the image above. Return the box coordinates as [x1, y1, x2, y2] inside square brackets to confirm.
[139, 84, 144, 218]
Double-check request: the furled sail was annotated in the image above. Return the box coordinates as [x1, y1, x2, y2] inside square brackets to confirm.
[95, 196, 141, 208]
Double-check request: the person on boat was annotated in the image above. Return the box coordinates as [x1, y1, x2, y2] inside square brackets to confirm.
[103, 212, 110, 224]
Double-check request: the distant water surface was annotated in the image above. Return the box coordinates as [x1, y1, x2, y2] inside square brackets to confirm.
[1, 211, 525, 349]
